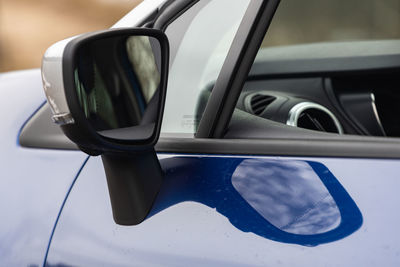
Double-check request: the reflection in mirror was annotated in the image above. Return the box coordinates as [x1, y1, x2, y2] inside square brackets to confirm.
[74, 35, 161, 140]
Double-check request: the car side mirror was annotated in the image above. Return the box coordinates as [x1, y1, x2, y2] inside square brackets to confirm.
[41, 28, 169, 225]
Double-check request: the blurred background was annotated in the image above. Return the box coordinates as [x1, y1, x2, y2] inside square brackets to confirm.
[0, 0, 141, 72]
[1, 0, 399, 72]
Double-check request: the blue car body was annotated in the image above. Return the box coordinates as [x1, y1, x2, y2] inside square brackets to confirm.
[1, 0, 400, 266]
[2, 70, 400, 266]
[0, 69, 88, 266]
[46, 155, 400, 266]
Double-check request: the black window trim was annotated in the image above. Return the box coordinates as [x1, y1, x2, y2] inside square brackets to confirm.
[196, 0, 280, 138]
[152, 0, 280, 138]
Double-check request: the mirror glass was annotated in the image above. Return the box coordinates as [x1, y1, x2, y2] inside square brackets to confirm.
[74, 34, 162, 140]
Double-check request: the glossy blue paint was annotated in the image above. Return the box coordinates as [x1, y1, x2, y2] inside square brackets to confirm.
[44, 154, 399, 266]
[0, 70, 88, 267]
[150, 157, 362, 246]
[43, 156, 90, 266]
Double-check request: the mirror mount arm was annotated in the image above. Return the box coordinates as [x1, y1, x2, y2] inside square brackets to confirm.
[101, 149, 163, 225]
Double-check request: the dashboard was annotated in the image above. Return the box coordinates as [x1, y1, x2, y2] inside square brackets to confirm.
[230, 40, 400, 138]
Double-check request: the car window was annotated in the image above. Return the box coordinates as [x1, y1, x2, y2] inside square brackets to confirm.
[229, 0, 400, 139]
[262, 0, 400, 47]
[160, 0, 251, 137]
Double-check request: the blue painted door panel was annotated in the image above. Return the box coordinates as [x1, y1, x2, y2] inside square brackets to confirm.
[0, 70, 88, 267]
[45, 154, 400, 266]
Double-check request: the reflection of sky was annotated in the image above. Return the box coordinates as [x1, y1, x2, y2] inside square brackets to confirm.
[45, 155, 365, 266]
[232, 159, 341, 235]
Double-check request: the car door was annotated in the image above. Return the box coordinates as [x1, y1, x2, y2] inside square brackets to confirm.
[41, 0, 400, 266]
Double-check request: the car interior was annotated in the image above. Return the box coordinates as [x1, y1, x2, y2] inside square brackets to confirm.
[226, 40, 400, 139]
[221, 0, 400, 140]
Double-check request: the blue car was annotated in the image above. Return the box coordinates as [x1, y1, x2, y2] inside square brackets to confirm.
[2, 0, 400, 266]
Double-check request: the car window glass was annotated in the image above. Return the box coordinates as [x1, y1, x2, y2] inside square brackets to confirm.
[230, 0, 400, 139]
[262, 0, 400, 48]
[161, 0, 251, 137]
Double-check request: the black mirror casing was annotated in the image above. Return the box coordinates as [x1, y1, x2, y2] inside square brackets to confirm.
[60, 28, 169, 155]
[50, 28, 169, 225]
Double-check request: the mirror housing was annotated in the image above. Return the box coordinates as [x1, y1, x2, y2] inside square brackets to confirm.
[43, 28, 169, 154]
[42, 28, 169, 225]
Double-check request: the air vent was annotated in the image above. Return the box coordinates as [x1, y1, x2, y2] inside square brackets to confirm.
[287, 102, 343, 134]
[250, 94, 276, 115]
